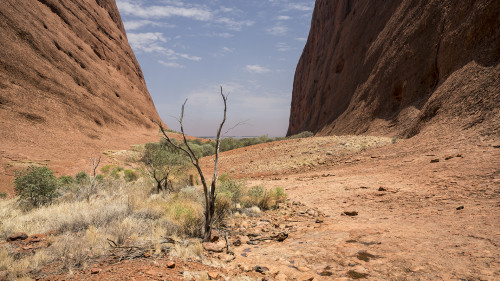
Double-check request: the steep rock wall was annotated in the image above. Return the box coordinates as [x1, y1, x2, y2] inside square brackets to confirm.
[288, 0, 499, 137]
[0, 0, 164, 191]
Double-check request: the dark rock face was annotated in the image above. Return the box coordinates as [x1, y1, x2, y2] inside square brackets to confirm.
[288, 0, 499, 137]
[0, 0, 164, 191]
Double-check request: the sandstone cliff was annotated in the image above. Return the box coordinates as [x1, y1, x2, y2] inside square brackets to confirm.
[288, 0, 499, 137]
[0, 0, 163, 191]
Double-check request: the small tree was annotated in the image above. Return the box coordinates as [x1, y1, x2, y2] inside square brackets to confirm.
[81, 156, 101, 201]
[141, 140, 189, 193]
[14, 165, 59, 207]
[154, 86, 227, 241]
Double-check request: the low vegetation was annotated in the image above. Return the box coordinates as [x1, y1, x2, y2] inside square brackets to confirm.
[14, 166, 59, 208]
[1, 157, 286, 279]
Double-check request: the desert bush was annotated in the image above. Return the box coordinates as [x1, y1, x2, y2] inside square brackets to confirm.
[14, 165, 59, 208]
[110, 166, 124, 179]
[241, 185, 286, 210]
[270, 186, 287, 204]
[75, 171, 90, 184]
[141, 141, 190, 192]
[100, 164, 113, 174]
[213, 193, 232, 226]
[0, 192, 7, 199]
[58, 175, 74, 187]
[51, 233, 89, 270]
[165, 192, 203, 237]
[123, 169, 138, 182]
[216, 174, 244, 205]
[286, 131, 314, 139]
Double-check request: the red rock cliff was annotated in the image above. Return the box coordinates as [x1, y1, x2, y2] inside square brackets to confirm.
[0, 0, 164, 191]
[288, 0, 499, 137]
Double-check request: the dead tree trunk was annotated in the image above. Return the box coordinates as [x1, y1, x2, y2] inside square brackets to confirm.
[154, 86, 227, 241]
[86, 156, 101, 201]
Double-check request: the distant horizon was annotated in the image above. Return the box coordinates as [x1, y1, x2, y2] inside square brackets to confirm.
[116, 0, 315, 136]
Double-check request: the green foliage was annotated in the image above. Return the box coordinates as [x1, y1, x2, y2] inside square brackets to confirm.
[75, 171, 90, 185]
[285, 131, 314, 140]
[216, 173, 244, 205]
[123, 169, 138, 182]
[95, 174, 104, 182]
[165, 194, 203, 237]
[204, 132, 314, 154]
[110, 166, 124, 179]
[247, 185, 265, 200]
[242, 185, 287, 210]
[100, 165, 113, 174]
[14, 166, 59, 207]
[271, 186, 287, 202]
[58, 175, 74, 187]
[0, 192, 7, 199]
[141, 141, 190, 191]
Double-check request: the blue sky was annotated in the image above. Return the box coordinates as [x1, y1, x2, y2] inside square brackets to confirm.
[116, 0, 315, 137]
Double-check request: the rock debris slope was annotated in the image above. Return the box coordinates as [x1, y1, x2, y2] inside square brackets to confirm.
[0, 0, 163, 191]
[288, 0, 499, 137]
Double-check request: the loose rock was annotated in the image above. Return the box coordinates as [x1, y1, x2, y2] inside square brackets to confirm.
[203, 240, 226, 252]
[254, 265, 269, 274]
[6, 232, 28, 242]
[207, 271, 220, 280]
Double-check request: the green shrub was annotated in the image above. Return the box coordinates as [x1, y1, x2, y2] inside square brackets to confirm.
[287, 131, 314, 139]
[165, 196, 203, 237]
[123, 169, 138, 182]
[75, 171, 90, 184]
[110, 166, 124, 179]
[95, 174, 104, 182]
[58, 175, 74, 186]
[0, 192, 7, 199]
[242, 186, 287, 210]
[271, 187, 287, 202]
[214, 193, 232, 226]
[100, 165, 113, 174]
[217, 174, 244, 205]
[14, 166, 59, 207]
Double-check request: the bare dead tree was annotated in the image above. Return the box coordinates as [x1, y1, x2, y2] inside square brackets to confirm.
[85, 156, 101, 201]
[153, 86, 227, 241]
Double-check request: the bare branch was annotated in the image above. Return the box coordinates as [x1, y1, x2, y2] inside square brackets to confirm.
[223, 119, 248, 137]
[152, 87, 228, 241]
[212, 86, 228, 189]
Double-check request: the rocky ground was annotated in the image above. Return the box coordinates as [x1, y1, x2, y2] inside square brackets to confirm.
[3, 124, 499, 280]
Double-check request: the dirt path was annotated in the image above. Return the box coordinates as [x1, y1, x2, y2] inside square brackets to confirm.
[208, 129, 499, 280]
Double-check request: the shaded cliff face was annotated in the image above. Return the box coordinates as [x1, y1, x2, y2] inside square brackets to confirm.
[0, 0, 164, 191]
[288, 0, 500, 137]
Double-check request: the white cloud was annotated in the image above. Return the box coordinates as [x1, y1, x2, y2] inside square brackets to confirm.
[127, 32, 167, 53]
[117, 1, 212, 21]
[127, 32, 201, 61]
[216, 32, 234, 38]
[117, 1, 254, 31]
[266, 23, 288, 35]
[159, 60, 184, 68]
[215, 17, 254, 31]
[294, 37, 308, 42]
[276, 42, 292, 51]
[287, 3, 314, 11]
[277, 15, 291, 20]
[123, 20, 174, 31]
[246, 65, 271, 74]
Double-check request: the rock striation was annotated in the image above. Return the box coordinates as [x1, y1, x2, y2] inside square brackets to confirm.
[0, 0, 163, 191]
[288, 0, 499, 137]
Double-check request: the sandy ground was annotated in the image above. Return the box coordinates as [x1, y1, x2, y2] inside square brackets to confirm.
[210, 128, 499, 280]
[8, 125, 498, 280]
